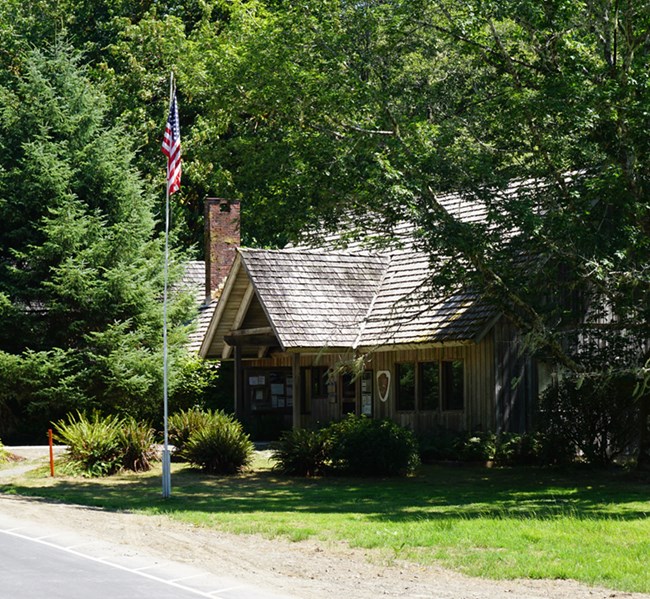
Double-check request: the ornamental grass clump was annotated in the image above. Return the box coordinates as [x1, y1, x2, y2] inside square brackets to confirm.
[168, 407, 216, 457]
[119, 417, 158, 472]
[181, 410, 253, 474]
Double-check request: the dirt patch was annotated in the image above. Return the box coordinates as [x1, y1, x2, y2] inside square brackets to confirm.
[0, 494, 647, 599]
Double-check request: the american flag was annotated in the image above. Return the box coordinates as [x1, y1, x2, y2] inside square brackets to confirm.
[162, 91, 181, 195]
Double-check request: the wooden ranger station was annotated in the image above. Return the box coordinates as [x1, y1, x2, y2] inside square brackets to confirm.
[197, 196, 543, 438]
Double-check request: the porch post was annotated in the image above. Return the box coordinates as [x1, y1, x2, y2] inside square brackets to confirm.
[292, 352, 301, 429]
[234, 345, 245, 417]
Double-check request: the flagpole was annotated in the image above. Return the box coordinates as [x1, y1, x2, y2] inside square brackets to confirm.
[162, 71, 174, 499]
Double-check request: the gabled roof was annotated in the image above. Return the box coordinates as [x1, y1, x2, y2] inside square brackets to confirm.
[239, 248, 388, 349]
[199, 192, 498, 358]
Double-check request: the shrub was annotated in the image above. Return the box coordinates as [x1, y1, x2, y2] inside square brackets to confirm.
[539, 375, 638, 466]
[494, 433, 541, 466]
[534, 426, 576, 466]
[169, 355, 223, 413]
[453, 431, 496, 462]
[325, 415, 420, 476]
[181, 410, 253, 474]
[119, 417, 158, 473]
[53, 411, 123, 477]
[271, 428, 328, 476]
[53, 411, 159, 476]
[168, 408, 216, 457]
[419, 426, 461, 462]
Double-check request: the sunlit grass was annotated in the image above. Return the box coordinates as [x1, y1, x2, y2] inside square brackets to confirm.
[2, 455, 649, 593]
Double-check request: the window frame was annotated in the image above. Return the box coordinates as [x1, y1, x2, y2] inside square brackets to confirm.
[396, 362, 416, 412]
[418, 361, 440, 411]
[441, 360, 464, 412]
[393, 359, 465, 414]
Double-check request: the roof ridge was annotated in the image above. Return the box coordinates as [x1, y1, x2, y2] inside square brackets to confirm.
[240, 246, 386, 258]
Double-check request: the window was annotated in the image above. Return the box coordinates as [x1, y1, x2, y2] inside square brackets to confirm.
[341, 373, 357, 414]
[394, 360, 464, 413]
[311, 366, 329, 398]
[419, 362, 439, 411]
[301, 366, 329, 414]
[396, 363, 415, 411]
[441, 360, 464, 411]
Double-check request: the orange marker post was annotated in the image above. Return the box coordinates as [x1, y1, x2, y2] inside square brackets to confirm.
[48, 428, 55, 477]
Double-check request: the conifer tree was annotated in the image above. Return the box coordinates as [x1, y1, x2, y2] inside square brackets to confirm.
[0, 40, 192, 440]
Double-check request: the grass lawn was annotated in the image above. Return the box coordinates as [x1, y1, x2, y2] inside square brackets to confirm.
[2, 453, 649, 593]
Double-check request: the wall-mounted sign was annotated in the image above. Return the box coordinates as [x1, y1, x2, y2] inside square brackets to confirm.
[377, 370, 391, 403]
[361, 371, 373, 416]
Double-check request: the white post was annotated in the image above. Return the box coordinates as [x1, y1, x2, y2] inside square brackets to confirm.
[161, 72, 174, 499]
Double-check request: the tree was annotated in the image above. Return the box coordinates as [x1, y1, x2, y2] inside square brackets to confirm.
[177, 0, 650, 464]
[189, 0, 649, 459]
[0, 40, 193, 441]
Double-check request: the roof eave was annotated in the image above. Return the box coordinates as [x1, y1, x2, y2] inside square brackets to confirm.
[199, 254, 243, 358]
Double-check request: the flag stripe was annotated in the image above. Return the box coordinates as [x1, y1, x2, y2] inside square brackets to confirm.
[162, 92, 181, 195]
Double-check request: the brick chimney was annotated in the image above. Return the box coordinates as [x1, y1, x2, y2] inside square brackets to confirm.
[205, 198, 240, 299]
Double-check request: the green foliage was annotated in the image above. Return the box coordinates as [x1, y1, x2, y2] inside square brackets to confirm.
[1, 1, 648, 447]
[418, 426, 463, 463]
[181, 410, 253, 474]
[494, 433, 542, 467]
[168, 408, 216, 457]
[118, 417, 158, 473]
[421, 428, 554, 466]
[421, 429, 496, 463]
[53, 411, 124, 477]
[169, 355, 222, 414]
[271, 428, 328, 477]
[270, 417, 420, 477]
[453, 432, 497, 463]
[53, 411, 159, 477]
[325, 415, 420, 477]
[0, 40, 193, 439]
[540, 375, 639, 466]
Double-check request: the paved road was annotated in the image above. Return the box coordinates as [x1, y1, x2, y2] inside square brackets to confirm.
[0, 447, 294, 598]
[0, 514, 293, 599]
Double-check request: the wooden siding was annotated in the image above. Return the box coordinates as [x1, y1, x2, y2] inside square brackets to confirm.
[242, 294, 272, 330]
[240, 335, 496, 434]
[493, 317, 537, 433]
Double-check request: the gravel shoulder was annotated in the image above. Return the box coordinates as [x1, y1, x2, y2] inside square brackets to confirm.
[1, 449, 648, 599]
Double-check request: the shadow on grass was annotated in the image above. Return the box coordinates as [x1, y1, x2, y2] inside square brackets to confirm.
[2, 463, 648, 523]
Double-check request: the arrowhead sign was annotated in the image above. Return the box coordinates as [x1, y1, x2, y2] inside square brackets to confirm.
[377, 370, 391, 403]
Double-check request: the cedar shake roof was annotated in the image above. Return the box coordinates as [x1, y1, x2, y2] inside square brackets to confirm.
[181, 260, 217, 353]
[239, 248, 388, 349]
[344, 196, 495, 349]
[200, 191, 499, 358]
[356, 247, 494, 349]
